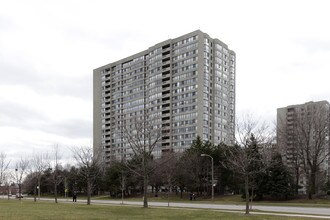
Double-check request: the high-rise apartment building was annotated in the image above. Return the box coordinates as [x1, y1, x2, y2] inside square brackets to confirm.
[277, 101, 330, 193]
[94, 30, 235, 164]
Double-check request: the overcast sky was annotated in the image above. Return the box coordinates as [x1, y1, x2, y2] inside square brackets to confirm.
[1, 0, 330, 162]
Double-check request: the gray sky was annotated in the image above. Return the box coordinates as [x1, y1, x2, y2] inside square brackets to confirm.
[1, 0, 330, 162]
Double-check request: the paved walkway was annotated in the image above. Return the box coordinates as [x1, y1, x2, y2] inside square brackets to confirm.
[85, 199, 330, 216]
[90, 200, 330, 219]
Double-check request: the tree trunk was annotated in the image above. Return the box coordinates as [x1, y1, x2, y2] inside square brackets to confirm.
[7, 185, 10, 200]
[34, 185, 37, 202]
[295, 167, 300, 195]
[250, 184, 254, 210]
[38, 176, 41, 200]
[308, 178, 312, 200]
[54, 181, 58, 203]
[308, 190, 312, 199]
[306, 170, 312, 200]
[180, 187, 183, 199]
[18, 183, 22, 201]
[307, 170, 317, 200]
[311, 169, 317, 195]
[245, 176, 250, 215]
[87, 180, 91, 205]
[143, 175, 148, 208]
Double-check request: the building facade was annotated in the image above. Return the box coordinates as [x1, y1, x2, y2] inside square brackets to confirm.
[277, 101, 330, 193]
[94, 30, 235, 164]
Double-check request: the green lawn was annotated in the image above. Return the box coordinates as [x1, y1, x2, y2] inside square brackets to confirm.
[0, 199, 326, 220]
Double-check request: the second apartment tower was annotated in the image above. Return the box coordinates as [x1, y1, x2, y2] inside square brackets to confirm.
[94, 30, 236, 164]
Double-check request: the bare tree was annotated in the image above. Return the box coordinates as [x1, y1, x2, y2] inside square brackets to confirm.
[293, 104, 330, 199]
[52, 145, 62, 203]
[30, 153, 50, 202]
[0, 152, 10, 187]
[224, 116, 273, 214]
[123, 116, 161, 208]
[174, 154, 196, 198]
[152, 151, 179, 206]
[72, 146, 102, 205]
[14, 157, 29, 200]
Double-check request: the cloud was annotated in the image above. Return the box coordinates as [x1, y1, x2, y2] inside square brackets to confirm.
[1, 0, 330, 164]
[0, 83, 92, 162]
[45, 119, 92, 139]
[0, 100, 91, 138]
[296, 38, 330, 54]
[0, 46, 93, 98]
[0, 100, 47, 127]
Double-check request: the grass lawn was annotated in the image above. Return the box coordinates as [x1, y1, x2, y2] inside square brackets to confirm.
[0, 199, 326, 220]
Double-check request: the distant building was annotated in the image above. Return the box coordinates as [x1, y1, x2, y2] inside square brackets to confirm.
[277, 101, 330, 194]
[93, 30, 235, 164]
[0, 183, 18, 196]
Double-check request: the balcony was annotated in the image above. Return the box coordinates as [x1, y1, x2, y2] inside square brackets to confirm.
[162, 91, 170, 97]
[162, 71, 170, 78]
[162, 123, 170, 127]
[162, 84, 170, 89]
[162, 53, 170, 59]
[162, 67, 171, 72]
[162, 129, 170, 135]
[162, 106, 170, 111]
[162, 56, 170, 62]
[162, 96, 170, 102]
[161, 137, 170, 141]
[162, 109, 170, 114]
[162, 119, 170, 124]
[162, 77, 170, 82]
[161, 142, 170, 147]
[162, 44, 170, 52]
[162, 63, 170, 69]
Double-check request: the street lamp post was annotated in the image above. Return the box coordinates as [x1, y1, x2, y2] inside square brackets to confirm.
[37, 185, 40, 200]
[15, 168, 21, 201]
[201, 154, 214, 201]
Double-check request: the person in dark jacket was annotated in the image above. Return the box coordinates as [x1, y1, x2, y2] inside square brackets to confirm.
[73, 192, 77, 202]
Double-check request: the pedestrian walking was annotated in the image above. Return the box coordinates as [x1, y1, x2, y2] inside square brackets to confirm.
[73, 192, 77, 202]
